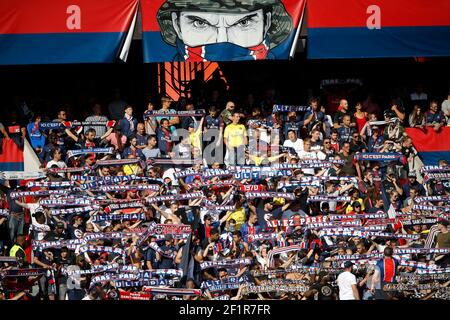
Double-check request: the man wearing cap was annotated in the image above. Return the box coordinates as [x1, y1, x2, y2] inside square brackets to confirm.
[402, 171, 426, 197]
[337, 261, 360, 300]
[156, 0, 293, 61]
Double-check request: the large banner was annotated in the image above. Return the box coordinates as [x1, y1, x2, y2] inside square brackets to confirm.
[308, 0, 450, 59]
[0, 139, 41, 177]
[0, 0, 139, 65]
[141, 0, 306, 62]
[405, 127, 450, 166]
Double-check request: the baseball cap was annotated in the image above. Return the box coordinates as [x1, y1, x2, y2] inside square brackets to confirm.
[344, 261, 354, 268]
[56, 222, 65, 229]
[408, 171, 417, 178]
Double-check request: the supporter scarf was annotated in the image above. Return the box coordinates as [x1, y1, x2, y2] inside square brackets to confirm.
[0, 209, 10, 217]
[0, 256, 17, 264]
[136, 221, 157, 247]
[39, 198, 92, 207]
[142, 287, 201, 296]
[97, 198, 145, 205]
[245, 192, 295, 200]
[40, 121, 112, 129]
[417, 268, 450, 274]
[201, 275, 249, 291]
[152, 224, 192, 237]
[303, 222, 335, 229]
[92, 213, 145, 222]
[398, 260, 439, 269]
[66, 148, 113, 159]
[96, 184, 160, 192]
[213, 295, 231, 300]
[272, 105, 309, 113]
[47, 166, 90, 173]
[200, 258, 252, 270]
[367, 119, 398, 126]
[397, 273, 450, 281]
[413, 204, 450, 213]
[383, 283, 448, 291]
[354, 152, 405, 163]
[248, 232, 279, 243]
[328, 213, 387, 220]
[148, 158, 201, 166]
[420, 165, 450, 173]
[188, 180, 237, 190]
[90, 273, 140, 286]
[233, 169, 292, 179]
[401, 218, 439, 225]
[277, 181, 321, 190]
[268, 216, 330, 228]
[148, 242, 176, 259]
[50, 205, 99, 216]
[299, 176, 357, 183]
[120, 292, 152, 300]
[26, 181, 75, 188]
[0, 171, 46, 180]
[79, 245, 125, 256]
[70, 175, 99, 181]
[33, 238, 86, 250]
[242, 284, 309, 294]
[414, 195, 450, 203]
[106, 202, 144, 212]
[307, 195, 351, 202]
[63, 264, 119, 276]
[335, 253, 384, 260]
[1, 268, 47, 277]
[202, 169, 234, 179]
[424, 172, 450, 181]
[115, 278, 175, 288]
[136, 269, 183, 278]
[174, 169, 202, 179]
[363, 232, 420, 240]
[143, 109, 205, 118]
[202, 205, 235, 211]
[146, 192, 204, 204]
[83, 231, 141, 241]
[261, 279, 309, 286]
[95, 158, 143, 167]
[320, 228, 362, 237]
[10, 189, 69, 199]
[394, 248, 449, 254]
[40, 122, 64, 129]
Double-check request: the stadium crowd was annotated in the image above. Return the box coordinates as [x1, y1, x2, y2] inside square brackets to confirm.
[0, 87, 449, 301]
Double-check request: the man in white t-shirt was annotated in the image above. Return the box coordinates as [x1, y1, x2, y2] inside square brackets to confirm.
[46, 148, 67, 178]
[296, 138, 317, 175]
[337, 261, 360, 300]
[283, 130, 303, 155]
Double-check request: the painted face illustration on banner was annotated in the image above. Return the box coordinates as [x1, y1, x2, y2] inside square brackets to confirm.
[156, 0, 294, 61]
[171, 9, 271, 48]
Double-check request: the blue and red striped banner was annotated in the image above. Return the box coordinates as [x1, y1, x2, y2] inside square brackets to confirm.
[307, 0, 450, 59]
[0, 0, 138, 65]
[405, 127, 450, 166]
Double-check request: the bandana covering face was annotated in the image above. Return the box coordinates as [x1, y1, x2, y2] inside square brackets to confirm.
[176, 38, 272, 61]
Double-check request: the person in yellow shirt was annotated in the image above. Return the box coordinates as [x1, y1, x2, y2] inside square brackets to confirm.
[188, 117, 204, 154]
[225, 195, 247, 230]
[345, 188, 365, 214]
[223, 112, 247, 165]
